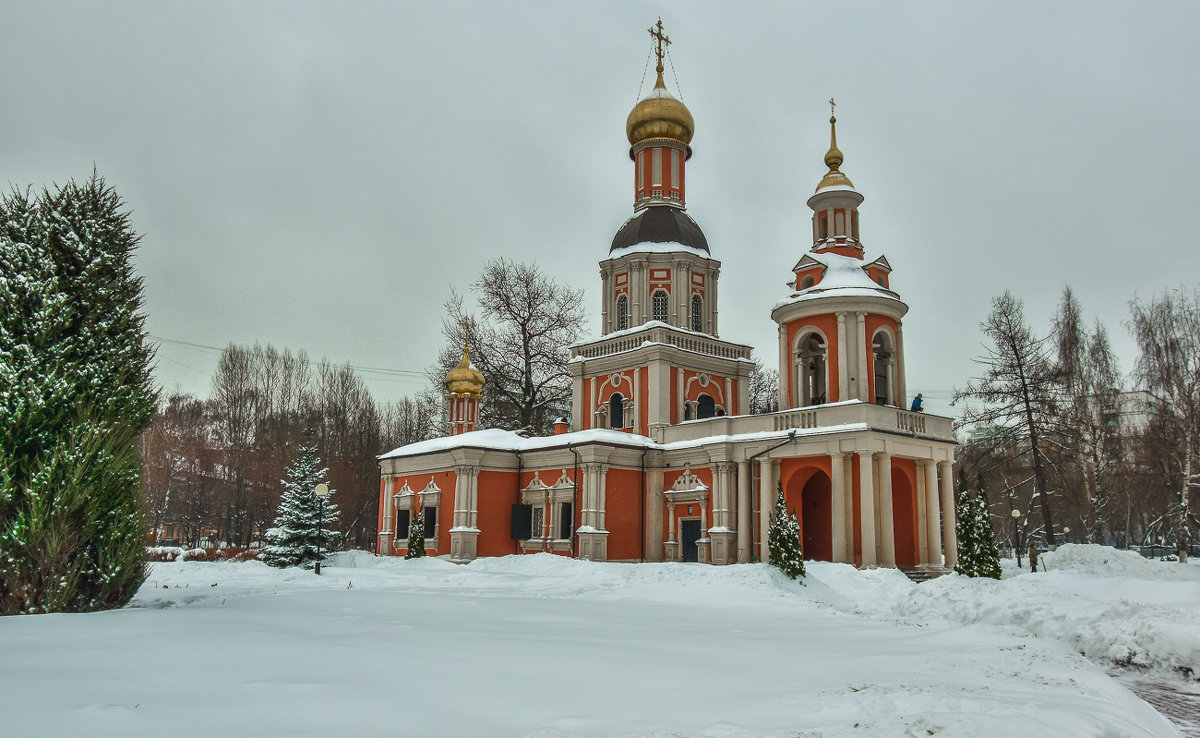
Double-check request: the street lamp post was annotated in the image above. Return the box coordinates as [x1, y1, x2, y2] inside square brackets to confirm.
[1011, 509, 1022, 568]
[314, 482, 330, 575]
[1062, 526, 1070, 546]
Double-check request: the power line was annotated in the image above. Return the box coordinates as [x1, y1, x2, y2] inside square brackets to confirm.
[148, 334, 431, 380]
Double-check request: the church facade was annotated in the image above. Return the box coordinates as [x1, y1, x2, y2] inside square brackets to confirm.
[377, 27, 958, 571]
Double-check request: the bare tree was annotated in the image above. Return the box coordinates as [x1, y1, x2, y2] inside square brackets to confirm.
[1129, 286, 1200, 562]
[954, 291, 1059, 545]
[441, 258, 586, 435]
[381, 391, 442, 451]
[1051, 287, 1124, 541]
[748, 359, 779, 415]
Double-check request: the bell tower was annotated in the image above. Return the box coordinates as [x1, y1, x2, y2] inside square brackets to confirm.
[771, 104, 909, 409]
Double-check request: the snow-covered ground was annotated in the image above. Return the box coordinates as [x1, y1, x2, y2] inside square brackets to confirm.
[1, 545, 1196, 737]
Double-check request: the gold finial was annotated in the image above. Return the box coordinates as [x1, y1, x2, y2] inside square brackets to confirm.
[649, 17, 671, 88]
[825, 98, 843, 171]
[815, 98, 853, 191]
[458, 315, 475, 354]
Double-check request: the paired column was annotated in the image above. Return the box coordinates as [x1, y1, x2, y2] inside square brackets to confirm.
[830, 452, 848, 563]
[709, 461, 737, 565]
[858, 452, 876, 566]
[939, 461, 958, 569]
[923, 460, 942, 565]
[577, 463, 609, 561]
[737, 459, 751, 563]
[876, 453, 895, 567]
[450, 465, 481, 562]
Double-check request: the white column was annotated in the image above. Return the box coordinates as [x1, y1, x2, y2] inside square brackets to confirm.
[382, 476, 394, 534]
[633, 367, 641, 433]
[598, 465, 609, 531]
[758, 458, 773, 561]
[631, 262, 644, 325]
[601, 268, 611, 334]
[778, 324, 790, 408]
[836, 311, 848, 402]
[709, 266, 720, 336]
[830, 453, 847, 563]
[877, 453, 895, 567]
[915, 460, 929, 564]
[737, 459, 751, 563]
[939, 461, 958, 569]
[855, 312, 869, 402]
[895, 320, 907, 407]
[924, 460, 942, 565]
[858, 452, 876, 566]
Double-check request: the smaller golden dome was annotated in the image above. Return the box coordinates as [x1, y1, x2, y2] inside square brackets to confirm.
[626, 71, 694, 147]
[445, 348, 484, 396]
[815, 113, 855, 192]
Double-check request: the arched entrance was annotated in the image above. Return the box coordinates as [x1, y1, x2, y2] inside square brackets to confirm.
[891, 469, 918, 566]
[788, 470, 833, 561]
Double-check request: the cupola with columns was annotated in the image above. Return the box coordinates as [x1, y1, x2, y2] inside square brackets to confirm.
[572, 20, 753, 435]
[445, 319, 485, 435]
[771, 103, 909, 410]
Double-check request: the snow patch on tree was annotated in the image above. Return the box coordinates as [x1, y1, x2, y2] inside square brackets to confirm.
[261, 443, 341, 569]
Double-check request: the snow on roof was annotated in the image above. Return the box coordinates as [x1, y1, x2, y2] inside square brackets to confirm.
[609, 239, 709, 257]
[775, 250, 902, 309]
[379, 420, 870, 461]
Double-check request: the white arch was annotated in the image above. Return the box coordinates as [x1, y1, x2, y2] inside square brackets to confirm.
[791, 326, 830, 408]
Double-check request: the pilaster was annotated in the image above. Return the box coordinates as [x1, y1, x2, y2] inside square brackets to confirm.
[830, 452, 847, 563]
[858, 451, 877, 566]
[924, 459, 942, 566]
[877, 453, 895, 566]
[736, 459, 751, 563]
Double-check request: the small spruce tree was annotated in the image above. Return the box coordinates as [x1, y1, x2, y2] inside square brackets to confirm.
[404, 510, 426, 559]
[953, 478, 1002, 579]
[261, 443, 341, 569]
[767, 480, 806, 580]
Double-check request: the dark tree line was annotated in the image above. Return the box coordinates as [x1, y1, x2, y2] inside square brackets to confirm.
[141, 344, 442, 550]
[955, 285, 1200, 561]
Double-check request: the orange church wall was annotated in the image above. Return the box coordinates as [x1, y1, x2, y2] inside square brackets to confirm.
[785, 312, 841, 406]
[605, 468, 644, 561]
[890, 458, 919, 567]
[387, 470, 457, 557]
[476, 470, 521, 558]
[681, 369, 732, 414]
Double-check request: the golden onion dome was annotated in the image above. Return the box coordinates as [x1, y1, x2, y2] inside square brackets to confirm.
[445, 348, 484, 396]
[815, 113, 855, 192]
[626, 70, 694, 147]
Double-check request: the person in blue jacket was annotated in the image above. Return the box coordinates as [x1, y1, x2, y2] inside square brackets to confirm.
[910, 393, 924, 412]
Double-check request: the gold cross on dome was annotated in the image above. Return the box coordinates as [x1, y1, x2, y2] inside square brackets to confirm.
[649, 18, 671, 71]
[830, 98, 836, 116]
[458, 315, 475, 334]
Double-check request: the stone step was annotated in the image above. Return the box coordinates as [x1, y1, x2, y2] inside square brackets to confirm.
[899, 565, 952, 583]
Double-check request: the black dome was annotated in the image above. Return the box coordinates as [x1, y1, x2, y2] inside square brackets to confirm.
[609, 206, 709, 254]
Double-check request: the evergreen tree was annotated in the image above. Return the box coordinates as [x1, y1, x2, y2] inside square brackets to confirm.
[404, 510, 426, 559]
[767, 480, 806, 580]
[954, 479, 1002, 579]
[261, 443, 341, 569]
[0, 176, 157, 615]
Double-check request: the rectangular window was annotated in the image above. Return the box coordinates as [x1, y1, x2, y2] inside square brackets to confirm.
[531, 506, 545, 538]
[395, 508, 411, 540]
[423, 506, 437, 538]
[558, 502, 573, 539]
[851, 211, 859, 239]
[670, 148, 679, 191]
[637, 151, 644, 192]
[511, 504, 533, 539]
[819, 214, 829, 240]
[652, 148, 662, 186]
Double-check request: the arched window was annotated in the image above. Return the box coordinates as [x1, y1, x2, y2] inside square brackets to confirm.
[690, 294, 703, 332]
[872, 331, 895, 406]
[800, 275, 815, 290]
[683, 402, 693, 421]
[851, 211, 860, 240]
[697, 394, 716, 419]
[609, 394, 624, 429]
[616, 294, 629, 331]
[795, 332, 828, 407]
[652, 290, 669, 323]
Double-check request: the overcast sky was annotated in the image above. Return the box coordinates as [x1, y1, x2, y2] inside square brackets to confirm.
[4, 2, 1199, 414]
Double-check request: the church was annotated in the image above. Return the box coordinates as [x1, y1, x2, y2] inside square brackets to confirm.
[377, 23, 959, 571]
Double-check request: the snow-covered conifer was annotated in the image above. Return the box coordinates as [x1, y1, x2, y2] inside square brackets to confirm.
[767, 480, 806, 580]
[261, 443, 341, 569]
[0, 176, 156, 615]
[954, 481, 1001, 579]
[404, 510, 426, 559]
